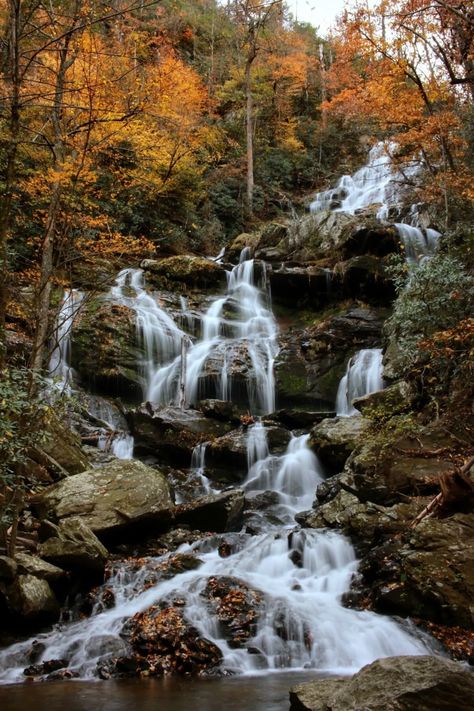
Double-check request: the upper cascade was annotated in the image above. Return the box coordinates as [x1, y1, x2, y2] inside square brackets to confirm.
[111, 250, 279, 415]
[309, 141, 440, 263]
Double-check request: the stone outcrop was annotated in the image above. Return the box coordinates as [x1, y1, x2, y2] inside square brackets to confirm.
[174, 490, 245, 533]
[127, 405, 232, 466]
[275, 307, 385, 410]
[71, 298, 141, 398]
[31, 460, 173, 539]
[3, 575, 59, 622]
[289, 655, 474, 711]
[309, 416, 370, 471]
[39, 517, 108, 576]
[202, 576, 263, 648]
[141, 256, 226, 292]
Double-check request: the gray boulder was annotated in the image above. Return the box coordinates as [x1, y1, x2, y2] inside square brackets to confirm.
[39, 517, 108, 576]
[5, 575, 59, 621]
[31, 460, 173, 538]
[309, 416, 369, 471]
[289, 655, 474, 711]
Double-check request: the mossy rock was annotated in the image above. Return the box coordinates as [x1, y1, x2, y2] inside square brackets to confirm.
[141, 256, 226, 292]
[71, 297, 142, 399]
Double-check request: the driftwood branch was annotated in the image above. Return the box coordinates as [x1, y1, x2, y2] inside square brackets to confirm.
[410, 455, 474, 528]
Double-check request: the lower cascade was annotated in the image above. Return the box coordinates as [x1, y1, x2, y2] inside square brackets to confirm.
[0, 428, 430, 684]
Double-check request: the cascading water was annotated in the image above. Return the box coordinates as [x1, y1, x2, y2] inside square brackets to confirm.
[336, 348, 384, 417]
[310, 141, 440, 264]
[0, 428, 430, 684]
[109, 268, 185, 396]
[86, 396, 134, 461]
[189, 443, 215, 497]
[141, 251, 278, 414]
[48, 289, 83, 394]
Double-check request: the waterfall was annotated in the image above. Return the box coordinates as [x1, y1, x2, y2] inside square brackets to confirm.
[48, 289, 83, 394]
[394, 223, 441, 265]
[310, 142, 439, 264]
[0, 433, 430, 684]
[145, 251, 278, 414]
[189, 443, 215, 496]
[336, 349, 384, 417]
[110, 268, 185, 397]
[86, 396, 134, 461]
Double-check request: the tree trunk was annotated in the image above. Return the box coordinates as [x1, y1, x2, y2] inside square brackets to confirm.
[245, 53, 255, 215]
[0, 0, 21, 368]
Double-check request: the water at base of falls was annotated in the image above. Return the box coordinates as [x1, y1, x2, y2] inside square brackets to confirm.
[336, 348, 384, 417]
[0, 429, 430, 685]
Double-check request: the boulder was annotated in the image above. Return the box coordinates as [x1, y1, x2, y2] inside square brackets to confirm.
[141, 256, 226, 292]
[198, 399, 242, 424]
[128, 405, 232, 466]
[309, 416, 370, 471]
[31, 460, 173, 538]
[202, 576, 263, 648]
[289, 655, 474, 711]
[353, 380, 417, 416]
[71, 298, 142, 399]
[33, 412, 90, 478]
[226, 232, 261, 262]
[0, 556, 18, 581]
[15, 553, 65, 583]
[174, 490, 245, 533]
[5, 575, 59, 621]
[120, 605, 223, 676]
[39, 518, 108, 576]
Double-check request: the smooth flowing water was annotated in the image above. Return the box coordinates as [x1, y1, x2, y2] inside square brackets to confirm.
[336, 348, 384, 416]
[48, 289, 83, 394]
[310, 141, 440, 264]
[0, 246, 433, 693]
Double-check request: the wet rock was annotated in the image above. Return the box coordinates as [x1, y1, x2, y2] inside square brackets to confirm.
[309, 416, 370, 471]
[71, 298, 142, 399]
[275, 307, 385, 410]
[206, 426, 291, 484]
[128, 405, 231, 466]
[269, 265, 336, 306]
[352, 380, 417, 416]
[141, 256, 226, 292]
[97, 655, 151, 679]
[337, 255, 395, 303]
[202, 576, 263, 648]
[289, 655, 474, 711]
[6, 575, 59, 621]
[39, 517, 108, 576]
[124, 605, 223, 675]
[226, 232, 261, 262]
[198, 399, 242, 424]
[274, 410, 335, 429]
[31, 460, 173, 539]
[23, 659, 68, 677]
[174, 490, 245, 533]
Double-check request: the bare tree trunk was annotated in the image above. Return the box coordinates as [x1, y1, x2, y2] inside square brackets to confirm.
[0, 0, 21, 368]
[245, 56, 254, 213]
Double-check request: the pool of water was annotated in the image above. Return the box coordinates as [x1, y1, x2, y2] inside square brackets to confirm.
[0, 671, 326, 711]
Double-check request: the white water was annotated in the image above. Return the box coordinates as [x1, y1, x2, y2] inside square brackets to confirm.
[86, 396, 134, 461]
[336, 348, 384, 417]
[140, 251, 278, 414]
[48, 289, 83, 394]
[0, 430, 429, 684]
[310, 141, 440, 264]
[189, 442, 215, 497]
